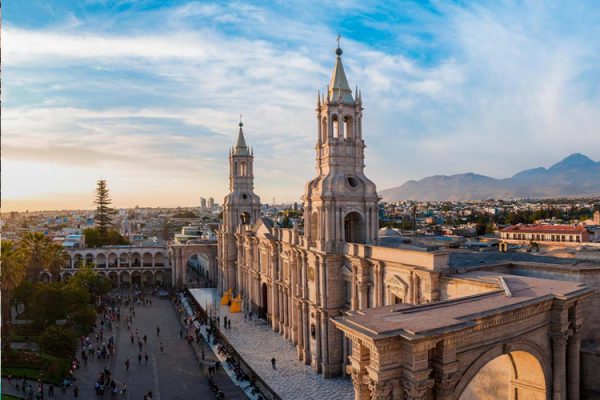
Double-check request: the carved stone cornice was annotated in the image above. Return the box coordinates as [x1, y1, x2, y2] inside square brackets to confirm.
[402, 378, 434, 400]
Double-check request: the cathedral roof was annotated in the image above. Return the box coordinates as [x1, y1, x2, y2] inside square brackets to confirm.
[233, 122, 249, 155]
[328, 46, 355, 104]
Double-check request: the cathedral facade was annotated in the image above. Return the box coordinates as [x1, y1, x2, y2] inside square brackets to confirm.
[217, 46, 449, 378]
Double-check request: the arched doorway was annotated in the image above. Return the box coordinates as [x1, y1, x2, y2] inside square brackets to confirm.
[459, 351, 546, 400]
[131, 271, 141, 287]
[344, 211, 365, 244]
[260, 282, 269, 319]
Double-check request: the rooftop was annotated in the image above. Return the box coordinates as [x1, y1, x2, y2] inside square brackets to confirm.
[502, 224, 588, 234]
[333, 272, 592, 340]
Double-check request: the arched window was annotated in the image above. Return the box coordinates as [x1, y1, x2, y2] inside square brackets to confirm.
[234, 161, 238, 175]
[332, 114, 339, 138]
[310, 212, 318, 245]
[321, 117, 328, 142]
[240, 161, 247, 176]
[343, 116, 353, 139]
[344, 212, 365, 244]
[240, 212, 251, 225]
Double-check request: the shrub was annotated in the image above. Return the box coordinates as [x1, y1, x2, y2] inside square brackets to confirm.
[39, 326, 77, 358]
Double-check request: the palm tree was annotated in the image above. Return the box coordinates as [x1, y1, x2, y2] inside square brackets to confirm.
[1, 240, 27, 351]
[46, 243, 70, 282]
[19, 232, 51, 282]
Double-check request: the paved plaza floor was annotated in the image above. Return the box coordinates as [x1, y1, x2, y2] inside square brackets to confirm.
[189, 288, 354, 400]
[2, 292, 238, 400]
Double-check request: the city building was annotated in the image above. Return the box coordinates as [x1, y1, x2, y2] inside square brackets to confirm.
[500, 224, 590, 245]
[200, 197, 207, 210]
[208, 197, 215, 211]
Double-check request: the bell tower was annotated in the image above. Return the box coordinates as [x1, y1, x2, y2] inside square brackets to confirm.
[303, 44, 379, 252]
[218, 120, 261, 293]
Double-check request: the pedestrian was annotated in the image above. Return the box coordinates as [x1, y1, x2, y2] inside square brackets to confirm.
[48, 384, 54, 397]
[228, 320, 231, 329]
[138, 341, 143, 352]
[138, 353, 142, 365]
[145, 352, 149, 365]
[201, 348, 205, 360]
[125, 358, 130, 371]
[120, 383, 127, 396]
[160, 342, 164, 352]
[271, 357, 276, 370]
[143, 334, 147, 344]
[130, 334, 134, 344]
[7, 373, 12, 384]
[179, 329, 183, 339]
[73, 384, 79, 398]
[156, 326, 160, 336]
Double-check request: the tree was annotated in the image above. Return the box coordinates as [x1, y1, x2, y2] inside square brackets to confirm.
[94, 179, 116, 237]
[1, 240, 27, 351]
[84, 228, 129, 247]
[46, 243, 69, 281]
[68, 266, 111, 302]
[39, 326, 77, 358]
[19, 232, 51, 282]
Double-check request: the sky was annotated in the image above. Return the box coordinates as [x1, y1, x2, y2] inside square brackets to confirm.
[3, 0, 600, 212]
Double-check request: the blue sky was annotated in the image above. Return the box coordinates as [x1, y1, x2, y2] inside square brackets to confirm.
[3, 0, 600, 211]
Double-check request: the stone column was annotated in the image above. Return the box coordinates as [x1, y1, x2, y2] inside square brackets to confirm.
[567, 325, 581, 400]
[551, 331, 569, 400]
[349, 340, 371, 400]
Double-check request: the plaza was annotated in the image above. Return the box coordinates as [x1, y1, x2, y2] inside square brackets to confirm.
[189, 288, 354, 400]
[1, 291, 243, 400]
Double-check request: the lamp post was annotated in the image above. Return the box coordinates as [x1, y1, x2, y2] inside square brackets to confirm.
[38, 371, 45, 400]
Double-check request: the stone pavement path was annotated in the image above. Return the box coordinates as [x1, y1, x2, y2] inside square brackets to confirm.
[2, 293, 237, 400]
[189, 288, 354, 400]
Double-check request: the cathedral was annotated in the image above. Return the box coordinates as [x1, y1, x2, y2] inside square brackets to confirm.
[217, 45, 446, 378]
[214, 45, 596, 399]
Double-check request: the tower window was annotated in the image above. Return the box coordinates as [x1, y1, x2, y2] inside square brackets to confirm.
[332, 114, 339, 138]
[347, 176, 359, 188]
[242, 193, 248, 200]
[240, 161, 247, 176]
[344, 211, 365, 244]
[343, 116, 353, 139]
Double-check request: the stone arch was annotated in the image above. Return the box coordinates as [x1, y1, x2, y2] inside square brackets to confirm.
[108, 253, 118, 268]
[344, 211, 366, 244]
[155, 270, 165, 286]
[73, 254, 83, 268]
[154, 252, 165, 267]
[40, 272, 52, 283]
[97, 253, 107, 268]
[456, 342, 549, 400]
[131, 252, 141, 267]
[62, 272, 73, 282]
[240, 161, 247, 176]
[120, 271, 131, 288]
[321, 116, 328, 142]
[84, 253, 95, 266]
[143, 270, 154, 286]
[131, 270, 142, 287]
[119, 253, 129, 267]
[343, 115, 353, 139]
[142, 252, 153, 267]
[332, 114, 340, 138]
[108, 271, 119, 287]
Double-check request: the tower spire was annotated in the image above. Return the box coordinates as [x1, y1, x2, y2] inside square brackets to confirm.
[234, 116, 248, 155]
[329, 35, 354, 104]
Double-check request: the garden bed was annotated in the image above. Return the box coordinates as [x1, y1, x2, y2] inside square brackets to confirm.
[1, 350, 70, 385]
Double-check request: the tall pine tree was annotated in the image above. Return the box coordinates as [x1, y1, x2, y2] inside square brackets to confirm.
[94, 179, 116, 237]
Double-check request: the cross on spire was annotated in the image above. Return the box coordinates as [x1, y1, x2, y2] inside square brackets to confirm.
[336, 33, 341, 48]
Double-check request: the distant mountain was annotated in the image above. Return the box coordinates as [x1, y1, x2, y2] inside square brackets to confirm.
[380, 153, 600, 201]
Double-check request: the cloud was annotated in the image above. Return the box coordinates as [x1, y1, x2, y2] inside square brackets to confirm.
[3, 1, 600, 210]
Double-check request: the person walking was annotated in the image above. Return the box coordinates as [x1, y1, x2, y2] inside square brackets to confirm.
[144, 352, 149, 365]
[271, 357, 276, 370]
[120, 383, 127, 397]
[143, 334, 147, 344]
[138, 353, 142, 365]
[156, 326, 160, 336]
[125, 358, 130, 371]
[48, 384, 54, 397]
[160, 342, 164, 352]
[73, 384, 79, 398]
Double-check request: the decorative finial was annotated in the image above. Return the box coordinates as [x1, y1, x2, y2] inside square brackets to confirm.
[335, 33, 343, 57]
[239, 114, 243, 128]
